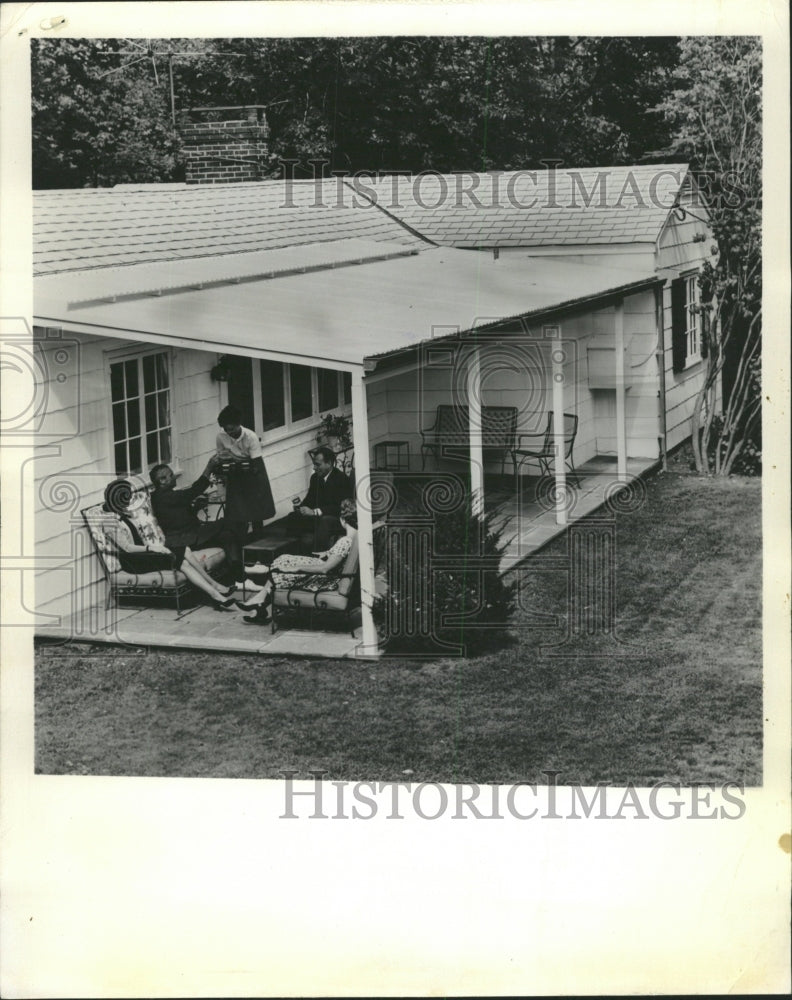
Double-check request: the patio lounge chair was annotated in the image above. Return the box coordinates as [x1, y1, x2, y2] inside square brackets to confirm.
[514, 412, 580, 485]
[82, 490, 225, 618]
[270, 522, 385, 636]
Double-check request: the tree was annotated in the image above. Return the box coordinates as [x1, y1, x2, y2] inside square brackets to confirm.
[33, 37, 680, 186]
[656, 37, 762, 475]
[32, 38, 181, 187]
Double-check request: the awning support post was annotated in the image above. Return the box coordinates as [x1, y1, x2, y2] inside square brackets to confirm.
[549, 325, 567, 526]
[351, 369, 379, 656]
[615, 300, 628, 481]
[466, 345, 484, 516]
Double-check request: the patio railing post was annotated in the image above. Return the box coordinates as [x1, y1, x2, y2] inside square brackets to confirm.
[547, 325, 567, 526]
[351, 368, 379, 656]
[466, 345, 484, 516]
[615, 299, 628, 481]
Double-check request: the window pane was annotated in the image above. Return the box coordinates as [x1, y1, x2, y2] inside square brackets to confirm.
[112, 402, 126, 440]
[126, 399, 141, 438]
[146, 431, 159, 462]
[160, 429, 171, 463]
[155, 352, 169, 390]
[259, 360, 285, 431]
[342, 372, 352, 405]
[143, 353, 156, 394]
[317, 368, 338, 411]
[115, 443, 128, 475]
[156, 390, 170, 430]
[145, 393, 157, 429]
[226, 355, 255, 429]
[290, 364, 313, 422]
[129, 437, 142, 475]
[110, 363, 124, 402]
[124, 359, 138, 398]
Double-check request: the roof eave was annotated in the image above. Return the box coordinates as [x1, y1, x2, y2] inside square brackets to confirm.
[364, 274, 662, 368]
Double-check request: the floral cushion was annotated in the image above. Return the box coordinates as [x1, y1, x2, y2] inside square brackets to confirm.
[274, 572, 341, 594]
[124, 490, 166, 546]
[82, 508, 124, 572]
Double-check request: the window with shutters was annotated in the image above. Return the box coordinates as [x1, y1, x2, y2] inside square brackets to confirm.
[671, 271, 704, 373]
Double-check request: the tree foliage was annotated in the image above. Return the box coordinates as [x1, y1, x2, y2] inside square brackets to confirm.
[656, 37, 762, 475]
[32, 36, 679, 185]
[32, 39, 181, 187]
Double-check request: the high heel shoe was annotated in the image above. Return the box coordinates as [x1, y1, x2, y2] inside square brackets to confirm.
[211, 596, 236, 611]
[243, 609, 271, 625]
[244, 562, 272, 575]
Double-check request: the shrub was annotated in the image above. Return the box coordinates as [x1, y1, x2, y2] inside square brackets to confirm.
[373, 502, 517, 656]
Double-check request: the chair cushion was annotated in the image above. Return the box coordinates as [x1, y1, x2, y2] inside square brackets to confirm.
[82, 508, 125, 572]
[273, 588, 349, 612]
[336, 534, 359, 597]
[125, 491, 167, 546]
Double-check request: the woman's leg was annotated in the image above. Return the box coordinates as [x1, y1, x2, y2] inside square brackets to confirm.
[183, 547, 223, 587]
[179, 559, 228, 602]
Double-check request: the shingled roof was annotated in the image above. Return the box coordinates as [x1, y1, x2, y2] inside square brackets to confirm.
[364, 164, 692, 248]
[33, 179, 429, 276]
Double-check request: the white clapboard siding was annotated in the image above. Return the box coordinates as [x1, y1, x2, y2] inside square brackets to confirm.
[32, 327, 337, 624]
[656, 203, 713, 452]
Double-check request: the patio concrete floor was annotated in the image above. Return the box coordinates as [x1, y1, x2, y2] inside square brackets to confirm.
[493, 456, 658, 574]
[40, 455, 657, 657]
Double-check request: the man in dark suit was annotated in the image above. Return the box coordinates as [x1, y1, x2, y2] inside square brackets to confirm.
[291, 446, 354, 551]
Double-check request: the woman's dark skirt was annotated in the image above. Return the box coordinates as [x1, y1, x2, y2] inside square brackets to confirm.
[224, 463, 275, 523]
[117, 549, 183, 574]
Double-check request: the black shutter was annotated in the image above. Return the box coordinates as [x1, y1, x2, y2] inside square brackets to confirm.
[701, 306, 710, 359]
[671, 277, 688, 373]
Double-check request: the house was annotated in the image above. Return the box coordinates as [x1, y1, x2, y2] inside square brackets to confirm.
[365, 164, 715, 455]
[31, 111, 713, 656]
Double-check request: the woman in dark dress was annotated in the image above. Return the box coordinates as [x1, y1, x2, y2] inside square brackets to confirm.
[102, 479, 235, 609]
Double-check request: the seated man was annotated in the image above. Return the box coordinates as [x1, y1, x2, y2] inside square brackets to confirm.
[290, 446, 354, 552]
[150, 459, 247, 584]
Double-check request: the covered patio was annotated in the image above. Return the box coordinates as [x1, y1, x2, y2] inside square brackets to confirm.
[35, 242, 661, 656]
[40, 453, 658, 657]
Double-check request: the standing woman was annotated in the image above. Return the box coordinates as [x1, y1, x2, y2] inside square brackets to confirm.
[215, 405, 275, 537]
[102, 479, 236, 610]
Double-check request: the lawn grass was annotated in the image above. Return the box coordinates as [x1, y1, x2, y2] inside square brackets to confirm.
[35, 462, 762, 784]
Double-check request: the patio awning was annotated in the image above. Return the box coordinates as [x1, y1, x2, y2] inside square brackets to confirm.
[34, 241, 659, 369]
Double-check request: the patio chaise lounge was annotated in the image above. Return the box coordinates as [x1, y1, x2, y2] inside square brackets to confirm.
[270, 521, 386, 636]
[82, 490, 225, 617]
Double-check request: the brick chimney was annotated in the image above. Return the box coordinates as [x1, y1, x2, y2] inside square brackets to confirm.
[179, 106, 269, 184]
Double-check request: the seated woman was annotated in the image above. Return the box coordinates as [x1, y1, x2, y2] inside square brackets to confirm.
[237, 499, 358, 624]
[102, 479, 237, 611]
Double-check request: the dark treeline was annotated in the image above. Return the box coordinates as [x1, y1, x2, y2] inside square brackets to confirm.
[32, 36, 681, 188]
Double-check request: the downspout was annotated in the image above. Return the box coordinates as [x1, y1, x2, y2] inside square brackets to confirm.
[655, 283, 668, 470]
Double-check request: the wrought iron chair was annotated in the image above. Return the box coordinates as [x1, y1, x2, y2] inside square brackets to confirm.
[514, 412, 580, 485]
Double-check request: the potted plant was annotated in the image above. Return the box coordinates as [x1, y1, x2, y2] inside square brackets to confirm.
[316, 412, 352, 451]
